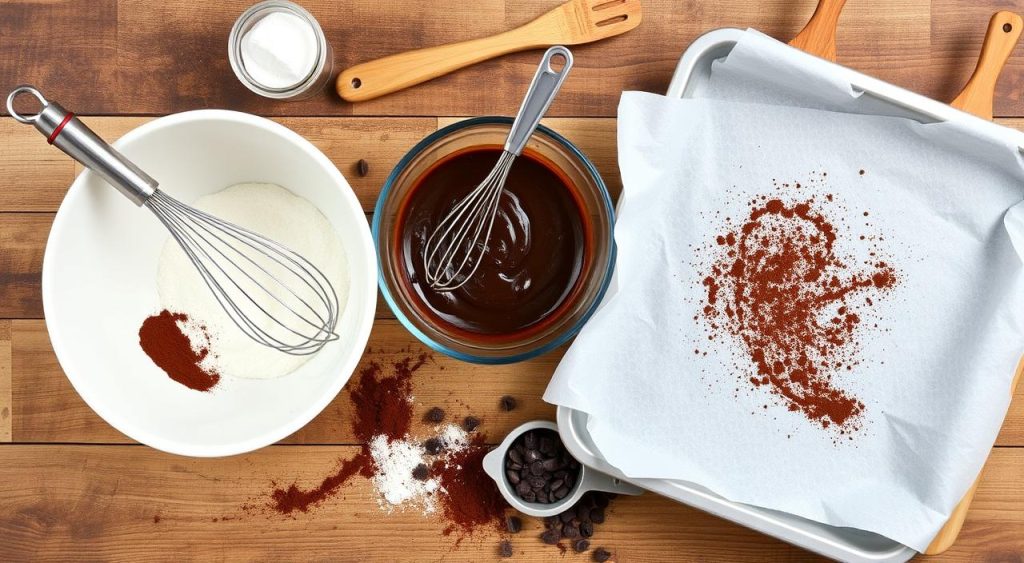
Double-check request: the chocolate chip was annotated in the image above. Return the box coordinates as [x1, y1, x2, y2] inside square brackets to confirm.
[423, 437, 443, 455]
[541, 529, 561, 545]
[412, 463, 429, 481]
[574, 539, 591, 553]
[498, 540, 513, 558]
[593, 547, 612, 562]
[357, 159, 369, 177]
[562, 525, 579, 539]
[507, 428, 581, 505]
[590, 508, 605, 524]
[424, 406, 445, 423]
[580, 521, 594, 538]
[463, 416, 480, 431]
[506, 470, 521, 485]
[516, 481, 531, 496]
[506, 515, 522, 533]
[523, 431, 537, 450]
[500, 395, 517, 411]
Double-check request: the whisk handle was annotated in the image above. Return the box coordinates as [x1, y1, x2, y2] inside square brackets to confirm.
[505, 46, 573, 156]
[6, 85, 158, 206]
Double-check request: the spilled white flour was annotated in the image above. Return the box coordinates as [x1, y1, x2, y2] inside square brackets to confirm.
[369, 424, 469, 514]
[156, 183, 349, 380]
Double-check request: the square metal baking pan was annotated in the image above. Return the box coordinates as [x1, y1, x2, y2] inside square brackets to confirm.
[552, 25, 1024, 561]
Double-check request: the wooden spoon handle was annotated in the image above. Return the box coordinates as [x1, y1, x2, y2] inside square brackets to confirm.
[337, 28, 546, 102]
[950, 11, 1023, 119]
[788, 0, 847, 61]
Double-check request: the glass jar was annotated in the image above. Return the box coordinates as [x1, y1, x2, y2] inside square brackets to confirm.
[228, 0, 333, 100]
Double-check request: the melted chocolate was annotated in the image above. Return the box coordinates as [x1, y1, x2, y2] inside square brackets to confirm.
[397, 146, 587, 337]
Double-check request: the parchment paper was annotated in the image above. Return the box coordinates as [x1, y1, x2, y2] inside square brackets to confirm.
[544, 35, 1024, 549]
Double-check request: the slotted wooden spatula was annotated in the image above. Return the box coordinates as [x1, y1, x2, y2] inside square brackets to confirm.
[336, 0, 642, 102]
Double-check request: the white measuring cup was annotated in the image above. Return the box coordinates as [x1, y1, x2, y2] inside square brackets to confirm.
[482, 420, 643, 517]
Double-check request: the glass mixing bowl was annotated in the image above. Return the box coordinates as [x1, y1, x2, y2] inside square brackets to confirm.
[374, 117, 615, 364]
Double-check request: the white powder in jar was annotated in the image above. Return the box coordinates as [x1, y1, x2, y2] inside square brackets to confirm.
[156, 182, 349, 380]
[240, 11, 318, 89]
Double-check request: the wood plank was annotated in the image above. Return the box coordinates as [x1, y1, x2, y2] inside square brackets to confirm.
[0, 444, 1019, 560]
[0, 117, 437, 213]
[0, 116, 617, 213]
[10, 318, 1024, 448]
[0, 320, 10, 442]
[11, 1, 1014, 117]
[11, 319, 561, 445]
[931, 0, 1024, 117]
[0, 214, 48, 319]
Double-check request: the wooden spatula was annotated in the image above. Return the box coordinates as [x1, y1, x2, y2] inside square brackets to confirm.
[336, 0, 642, 102]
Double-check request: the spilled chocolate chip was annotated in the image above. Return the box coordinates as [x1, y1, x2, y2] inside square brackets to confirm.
[541, 529, 561, 545]
[412, 463, 429, 481]
[423, 437, 443, 455]
[463, 415, 480, 431]
[574, 539, 591, 553]
[506, 515, 522, 534]
[593, 547, 612, 562]
[424, 406, 445, 423]
[357, 159, 369, 177]
[500, 395, 518, 411]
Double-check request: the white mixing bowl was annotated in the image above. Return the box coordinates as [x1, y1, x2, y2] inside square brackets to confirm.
[42, 110, 376, 457]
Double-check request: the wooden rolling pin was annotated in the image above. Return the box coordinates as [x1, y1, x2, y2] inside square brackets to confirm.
[336, 0, 642, 102]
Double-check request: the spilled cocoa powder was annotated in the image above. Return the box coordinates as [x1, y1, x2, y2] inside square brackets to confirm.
[435, 434, 508, 538]
[697, 174, 898, 433]
[254, 355, 428, 515]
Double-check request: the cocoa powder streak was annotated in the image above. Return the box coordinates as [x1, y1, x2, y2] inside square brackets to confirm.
[699, 192, 898, 431]
[264, 354, 429, 515]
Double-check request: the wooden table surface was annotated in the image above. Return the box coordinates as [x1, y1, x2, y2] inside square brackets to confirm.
[1, 1, 1023, 561]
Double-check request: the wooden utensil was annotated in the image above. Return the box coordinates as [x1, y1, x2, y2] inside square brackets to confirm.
[788, 0, 846, 61]
[924, 10, 1023, 555]
[336, 0, 642, 102]
[781, 3, 1024, 554]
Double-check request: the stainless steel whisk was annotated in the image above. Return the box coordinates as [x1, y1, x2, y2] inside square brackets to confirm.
[422, 46, 573, 291]
[7, 85, 339, 355]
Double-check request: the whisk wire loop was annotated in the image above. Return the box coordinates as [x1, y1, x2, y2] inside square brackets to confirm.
[146, 190, 340, 355]
[422, 151, 516, 291]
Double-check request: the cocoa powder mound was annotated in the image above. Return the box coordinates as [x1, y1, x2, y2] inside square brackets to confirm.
[697, 178, 898, 434]
[435, 434, 508, 537]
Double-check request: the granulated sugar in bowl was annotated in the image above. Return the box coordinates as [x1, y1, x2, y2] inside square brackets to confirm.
[41, 110, 376, 457]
